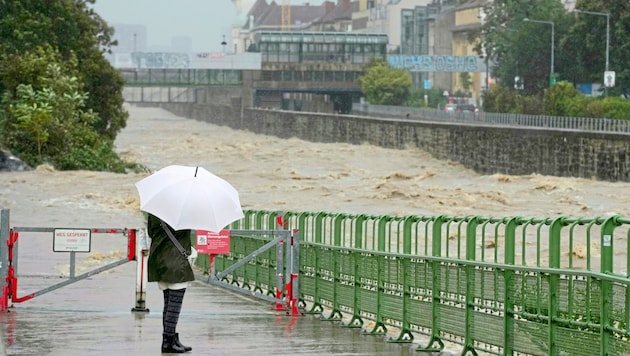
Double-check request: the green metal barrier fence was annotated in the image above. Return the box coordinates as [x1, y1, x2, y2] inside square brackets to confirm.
[199, 210, 630, 355]
[195, 210, 281, 295]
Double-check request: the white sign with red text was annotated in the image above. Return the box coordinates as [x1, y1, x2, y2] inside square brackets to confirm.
[53, 229, 91, 252]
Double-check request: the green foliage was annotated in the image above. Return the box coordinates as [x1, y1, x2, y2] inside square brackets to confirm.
[478, 0, 568, 95]
[485, 81, 629, 120]
[564, 95, 599, 117]
[482, 84, 544, 114]
[514, 94, 544, 115]
[599, 97, 630, 119]
[1, 51, 127, 172]
[0, 0, 130, 171]
[482, 85, 515, 113]
[585, 100, 606, 119]
[563, 0, 630, 96]
[406, 88, 448, 108]
[479, 0, 630, 96]
[9, 85, 54, 159]
[459, 72, 473, 93]
[359, 59, 412, 106]
[543, 81, 580, 116]
[56, 140, 128, 172]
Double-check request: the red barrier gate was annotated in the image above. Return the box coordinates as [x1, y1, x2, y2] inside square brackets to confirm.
[0, 209, 144, 311]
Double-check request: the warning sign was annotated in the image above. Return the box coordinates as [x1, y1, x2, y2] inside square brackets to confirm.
[604, 71, 615, 88]
[196, 230, 231, 254]
[53, 229, 91, 252]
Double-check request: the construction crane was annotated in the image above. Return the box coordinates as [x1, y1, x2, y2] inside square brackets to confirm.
[281, 0, 291, 31]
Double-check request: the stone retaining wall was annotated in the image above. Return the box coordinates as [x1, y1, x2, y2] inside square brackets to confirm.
[132, 101, 630, 182]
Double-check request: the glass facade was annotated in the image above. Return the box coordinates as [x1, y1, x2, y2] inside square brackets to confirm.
[254, 31, 388, 64]
[400, 6, 436, 55]
[400, 5, 439, 89]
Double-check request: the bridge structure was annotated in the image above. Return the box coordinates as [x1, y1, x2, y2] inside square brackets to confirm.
[121, 31, 388, 113]
[120, 30, 493, 113]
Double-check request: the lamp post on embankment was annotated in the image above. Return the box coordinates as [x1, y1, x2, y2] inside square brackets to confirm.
[573, 9, 611, 96]
[523, 18, 555, 86]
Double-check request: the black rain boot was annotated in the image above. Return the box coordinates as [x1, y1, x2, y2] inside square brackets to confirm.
[162, 333, 186, 353]
[174, 333, 192, 352]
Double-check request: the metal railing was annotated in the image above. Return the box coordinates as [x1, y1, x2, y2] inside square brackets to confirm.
[353, 103, 630, 134]
[205, 210, 630, 355]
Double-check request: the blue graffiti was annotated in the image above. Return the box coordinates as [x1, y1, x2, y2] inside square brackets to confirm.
[388, 55, 481, 72]
[132, 52, 190, 69]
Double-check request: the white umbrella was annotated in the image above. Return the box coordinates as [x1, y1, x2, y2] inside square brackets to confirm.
[135, 165, 244, 232]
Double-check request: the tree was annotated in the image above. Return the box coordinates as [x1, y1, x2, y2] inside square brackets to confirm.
[459, 72, 473, 95]
[477, 0, 630, 97]
[0, 0, 129, 171]
[477, 0, 571, 94]
[359, 59, 412, 106]
[1, 48, 127, 171]
[542, 80, 580, 116]
[0, 0, 127, 142]
[561, 0, 630, 96]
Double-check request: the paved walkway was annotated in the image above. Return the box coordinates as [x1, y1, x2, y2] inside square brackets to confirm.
[0, 262, 446, 355]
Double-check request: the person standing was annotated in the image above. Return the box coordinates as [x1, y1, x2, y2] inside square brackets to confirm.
[147, 213, 194, 353]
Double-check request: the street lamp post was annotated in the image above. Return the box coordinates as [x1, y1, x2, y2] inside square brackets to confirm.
[133, 33, 138, 70]
[485, 54, 489, 90]
[482, 29, 490, 91]
[221, 34, 227, 54]
[523, 18, 555, 86]
[221, 35, 228, 84]
[573, 9, 610, 95]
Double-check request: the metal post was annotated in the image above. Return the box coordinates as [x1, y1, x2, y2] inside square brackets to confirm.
[605, 14, 609, 96]
[286, 229, 302, 316]
[69, 252, 76, 279]
[272, 237, 285, 311]
[0, 210, 10, 312]
[551, 22, 555, 80]
[485, 55, 489, 90]
[605, 14, 610, 73]
[133, 33, 138, 70]
[523, 18, 555, 85]
[573, 9, 610, 96]
[132, 228, 149, 313]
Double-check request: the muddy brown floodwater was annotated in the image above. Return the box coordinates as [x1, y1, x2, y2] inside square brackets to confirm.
[1, 104, 629, 355]
[2, 104, 630, 270]
[4, 104, 630, 227]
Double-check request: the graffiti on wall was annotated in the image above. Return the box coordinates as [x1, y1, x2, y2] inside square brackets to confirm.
[132, 52, 190, 69]
[388, 55, 485, 72]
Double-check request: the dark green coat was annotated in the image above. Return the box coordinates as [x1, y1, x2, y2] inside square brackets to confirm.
[147, 214, 195, 283]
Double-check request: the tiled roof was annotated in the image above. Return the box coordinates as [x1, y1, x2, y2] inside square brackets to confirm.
[315, 0, 355, 25]
[243, 0, 330, 29]
[288, 3, 328, 27]
[248, 0, 270, 18]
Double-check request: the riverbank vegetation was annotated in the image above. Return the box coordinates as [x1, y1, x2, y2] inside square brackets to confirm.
[0, 0, 131, 172]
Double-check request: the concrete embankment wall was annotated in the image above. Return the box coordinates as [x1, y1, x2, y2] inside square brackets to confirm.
[133, 100, 630, 182]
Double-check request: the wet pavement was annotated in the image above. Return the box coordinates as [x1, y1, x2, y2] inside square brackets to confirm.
[0, 261, 451, 356]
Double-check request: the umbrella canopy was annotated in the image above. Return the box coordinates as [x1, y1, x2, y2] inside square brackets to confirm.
[135, 165, 244, 232]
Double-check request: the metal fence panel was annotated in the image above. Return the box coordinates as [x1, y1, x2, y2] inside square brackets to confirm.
[353, 103, 630, 134]
[207, 210, 630, 355]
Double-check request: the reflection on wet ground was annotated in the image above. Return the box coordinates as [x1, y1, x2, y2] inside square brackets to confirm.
[0, 269, 445, 356]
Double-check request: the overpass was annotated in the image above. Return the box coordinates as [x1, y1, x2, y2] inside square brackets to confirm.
[121, 31, 388, 113]
[119, 31, 493, 113]
[120, 66, 362, 113]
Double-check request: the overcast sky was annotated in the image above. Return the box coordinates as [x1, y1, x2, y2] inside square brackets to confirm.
[92, 0, 328, 52]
